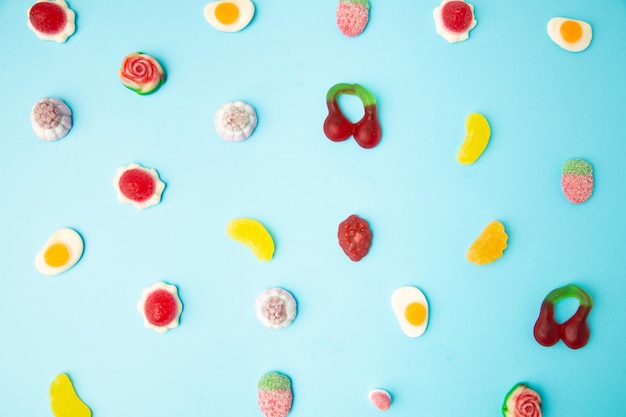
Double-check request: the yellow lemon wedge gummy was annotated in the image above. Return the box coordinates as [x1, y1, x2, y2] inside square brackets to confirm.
[466, 220, 508, 265]
[226, 218, 275, 261]
[457, 112, 491, 164]
[50, 373, 91, 417]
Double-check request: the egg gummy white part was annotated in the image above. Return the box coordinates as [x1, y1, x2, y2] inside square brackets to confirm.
[204, 0, 255, 32]
[391, 286, 429, 338]
[35, 228, 84, 276]
[547, 17, 592, 52]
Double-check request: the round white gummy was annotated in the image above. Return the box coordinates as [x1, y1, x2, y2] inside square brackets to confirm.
[547, 17, 592, 53]
[34, 228, 84, 276]
[214, 100, 258, 141]
[31, 98, 72, 141]
[255, 288, 297, 329]
[433, 0, 477, 43]
[113, 163, 165, 210]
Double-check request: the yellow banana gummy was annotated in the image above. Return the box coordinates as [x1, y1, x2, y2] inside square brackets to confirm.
[457, 112, 491, 164]
[50, 373, 91, 417]
[226, 218, 275, 261]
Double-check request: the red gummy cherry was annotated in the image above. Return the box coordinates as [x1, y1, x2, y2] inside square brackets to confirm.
[144, 289, 178, 327]
[324, 101, 354, 142]
[441, 1, 474, 33]
[533, 303, 560, 347]
[338, 214, 372, 262]
[353, 109, 382, 149]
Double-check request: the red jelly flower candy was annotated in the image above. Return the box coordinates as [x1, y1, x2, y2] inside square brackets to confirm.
[338, 214, 372, 262]
[137, 282, 183, 333]
[114, 163, 165, 210]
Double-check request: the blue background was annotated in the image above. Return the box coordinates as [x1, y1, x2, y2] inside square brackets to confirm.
[1, 1, 625, 416]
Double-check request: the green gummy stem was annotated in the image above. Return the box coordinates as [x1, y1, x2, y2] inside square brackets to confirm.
[544, 284, 593, 307]
[326, 83, 377, 108]
[258, 372, 291, 391]
[562, 159, 592, 175]
[340, 0, 370, 9]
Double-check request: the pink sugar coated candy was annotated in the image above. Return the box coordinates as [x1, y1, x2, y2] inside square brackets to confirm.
[336, 0, 370, 37]
[562, 158, 594, 204]
[369, 389, 392, 411]
[31, 97, 72, 141]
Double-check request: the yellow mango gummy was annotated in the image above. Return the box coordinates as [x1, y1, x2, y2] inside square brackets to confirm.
[50, 373, 91, 417]
[467, 220, 508, 265]
[457, 113, 491, 165]
[226, 218, 275, 261]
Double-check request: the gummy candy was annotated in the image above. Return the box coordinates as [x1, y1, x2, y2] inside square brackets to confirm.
[433, 0, 477, 43]
[369, 389, 392, 411]
[204, 0, 255, 33]
[31, 98, 72, 141]
[323, 83, 382, 149]
[502, 383, 542, 417]
[256, 288, 297, 329]
[50, 373, 91, 417]
[533, 283, 593, 349]
[114, 163, 166, 210]
[562, 158, 593, 204]
[466, 220, 508, 265]
[215, 100, 257, 141]
[258, 371, 293, 417]
[457, 112, 490, 164]
[28, 0, 76, 43]
[226, 218, 275, 261]
[547, 17, 592, 53]
[338, 214, 372, 261]
[137, 282, 183, 333]
[119, 52, 166, 95]
[336, 0, 370, 37]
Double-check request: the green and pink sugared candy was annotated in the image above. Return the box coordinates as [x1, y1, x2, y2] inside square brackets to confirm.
[561, 158, 594, 204]
[502, 383, 542, 417]
[336, 0, 370, 37]
[258, 371, 293, 417]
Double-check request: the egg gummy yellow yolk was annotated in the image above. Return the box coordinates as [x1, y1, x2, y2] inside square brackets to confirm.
[560, 20, 582, 43]
[215, 2, 239, 24]
[44, 243, 70, 267]
[405, 302, 427, 326]
[204, 0, 254, 32]
[547, 17, 592, 52]
[392, 286, 429, 338]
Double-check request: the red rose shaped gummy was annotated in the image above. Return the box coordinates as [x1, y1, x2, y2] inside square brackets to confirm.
[533, 283, 593, 349]
[258, 371, 293, 417]
[369, 389, 392, 411]
[50, 373, 91, 417]
[31, 97, 72, 141]
[119, 52, 166, 95]
[502, 383, 542, 417]
[28, 0, 76, 43]
[338, 214, 372, 261]
[255, 288, 297, 329]
[562, 158, 593, 204]
[433, 0, 477, 43]
[114, 163, 165, 210]
[323, 83, 382, 149]
[137, 282, 183, 333]
[336, 0, 370, 37]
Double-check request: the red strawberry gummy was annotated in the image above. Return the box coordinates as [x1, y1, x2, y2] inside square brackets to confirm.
[338, 214, 372, 261]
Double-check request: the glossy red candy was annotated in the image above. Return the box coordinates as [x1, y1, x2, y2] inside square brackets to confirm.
[144, 289, 178, 327]
[338, 214, 372, 261]
[441, 1, 474, 33]
[119, 168, 156, 203]
[29, 2, 67, 35]
[323, 83, 382, 149]
[533, 284, 593, 349]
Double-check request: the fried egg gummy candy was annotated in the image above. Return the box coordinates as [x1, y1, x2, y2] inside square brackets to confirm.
[258, 371, 293, 417]
[114, 163, 165, 210]
[391, 286, 429, 338]
[204, 0, 255, 32]
[31, 97, 73, 141]
[324, 83, 382, 149]
[457, 113, 491, 164]
[118, 52, 166, 95]
[466, 220, 508, 265]
[336, 0, 370, 37]
[256, 288, 297, 329]
[226, 218, 275, 261]
[502, 383, 542, 417]
[137, 282, 183, 333]
[547, 17, 592, 52]
[369, 389, 392, 411]
[28, 0, 76, 43]
[50, 373, 91, 417]
[35, 228, 84, 276]
[215, 100, 257, 141]
[562, 158, 593, 204]
[433, 0, 477, 43]
[533, 283, 593, 349]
